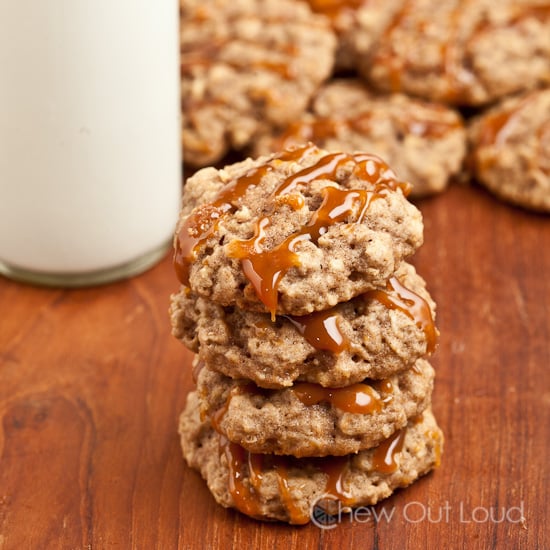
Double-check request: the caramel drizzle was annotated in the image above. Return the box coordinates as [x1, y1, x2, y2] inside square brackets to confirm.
[174, 144, 316, 286]
[282, 275, 436, 356]
[374, 1, 413, 92]
[474, 92, 550, 174]
[373, 1, 480, 102]
[274, 460, 311, 524]
[366, 276, 438, 354]
[318, 456, 355, 506]
[175, 146, 409, 318]
[285, 309, 347, 353]
[214, 379, 386, 430]
[277, 110, 460, 152]
[220, 424, 409, 522]
[476, 93, 536, 149]
[439, 1, 476, 103]
[181, 15, 305, 80]
[220, 438, 265, 519]
[371, 428, 406, 474]
[211, 383, 257, 433]
[305, 0, 365, 23]
[291, 382, 383, 414]
[227, 153, 408, 317]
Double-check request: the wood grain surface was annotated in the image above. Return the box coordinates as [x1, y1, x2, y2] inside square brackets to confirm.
[0, 181, 548, 549]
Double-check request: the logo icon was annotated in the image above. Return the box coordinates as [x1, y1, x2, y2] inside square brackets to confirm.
[310, 495, 341, 529]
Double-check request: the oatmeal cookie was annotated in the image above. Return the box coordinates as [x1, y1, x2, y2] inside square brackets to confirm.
[361, 0, 550, 106]
[181, 0, 336, 167]
[303, 0, 404, 70]
[174, 145, 424, 317]
[171, 262, 437, 388]
[469, 88, 550, 213]
[179, 391, 443, 524]
[196, 358, 434, 457]
[253, 79, 467, 197]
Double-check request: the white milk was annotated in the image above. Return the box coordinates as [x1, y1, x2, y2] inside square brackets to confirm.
[0, 1, 181, 284]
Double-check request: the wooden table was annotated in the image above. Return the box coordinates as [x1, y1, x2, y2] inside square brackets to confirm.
[1, 181, 548, 549]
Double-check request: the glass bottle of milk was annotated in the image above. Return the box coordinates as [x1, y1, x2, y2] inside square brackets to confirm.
[0, 1, 181, 286]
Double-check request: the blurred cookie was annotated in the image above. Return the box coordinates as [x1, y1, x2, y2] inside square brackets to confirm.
[197, 358, 434, 457]
[253, 79, 466, 197]
[174, 144, 423, 317]
[179, 391, 443, 524]
[171, 262, 438, 388]
[303, 0, 404, 70]
[362, 0, 550, 106]
[181, 0, 336, 167]
[469, 88, 550, 212]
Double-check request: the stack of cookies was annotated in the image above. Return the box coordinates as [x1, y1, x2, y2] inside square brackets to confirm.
[171, 144, 443, 524]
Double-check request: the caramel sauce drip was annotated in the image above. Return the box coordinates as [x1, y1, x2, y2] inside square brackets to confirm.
[250, 451, 311, 523]
[374, 2, 481, 103]
[372, 379, 394, 403]
[477, 109, 518, 149]
[277, 110, 459, 152]
[291, 382, 382, 414]
[401, 109, 463, 138]
[174, 203, 230, 286]
[226, 216, 302, 318]
[174, 145, 316, 286]
[176, 146, 409, 320]
[228, 152, 407, 316]
[441, 2, 550, 103]
[220, 438, 265, 519]
[222, 432, 419, 520]
[305, 0, 364, 22]
[274, 460, 311, 524]
[438, 3, 472, 103]
[215, 380, 382, 438]
[366, 276, 438, 354]
[285, 309, 348, 353]
[275, 151, 404, 196]
[374, 2, 412, 92]
[276, 118, 347, 151]
[211, 383, 257, 433]
[274, 151, 351, 195]
[220, 435, 354, 523]
[520, 5, 550, 21]
[182, 29, 298, 79]
[371, 428, 406, 474]
[474, 93, 547, 172]
[318, 455, 355, 506]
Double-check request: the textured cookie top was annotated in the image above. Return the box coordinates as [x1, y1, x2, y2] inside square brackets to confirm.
[179, 391, 443, 524]
[197, 358, 434, 457]
[253, 79, 467, 197]
[362, 0, 550, 106]
[303, 0, 405, 70]
[174, 144, 423, 316]
[181, 0, 336, 166]
[469, 88, 550, 213]
[171, 261, 437, 387]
